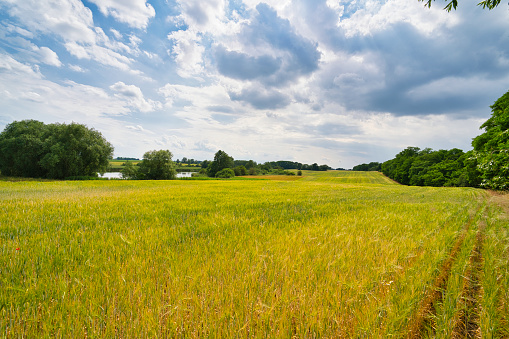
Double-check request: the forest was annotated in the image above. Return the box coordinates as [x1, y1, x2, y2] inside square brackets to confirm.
[356, 89, 509, 190]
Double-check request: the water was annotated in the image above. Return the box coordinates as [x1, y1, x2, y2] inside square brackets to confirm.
[98, 172, 194, 179]
[99, 172, 122, 179]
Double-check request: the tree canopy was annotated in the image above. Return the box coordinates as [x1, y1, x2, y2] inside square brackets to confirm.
[0, 120, 113, 179]
[472, 90, 509, 190]
[381, 147, 481, 187]
[419, 0, 502, 11]
[207, 150, 234, 177]
[138, 150, 177, 180]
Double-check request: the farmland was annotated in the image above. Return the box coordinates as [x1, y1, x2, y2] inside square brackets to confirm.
[1, 171, 508, 337]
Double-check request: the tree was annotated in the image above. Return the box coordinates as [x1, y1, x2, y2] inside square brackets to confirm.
[419, 0, 502, 11]
[137, 150, 176, 180]
[215, 168, 235, 178]
[352, 162, 382, 171]
[234, 165, 247, 176]
[0, 120, 46, 177]
[39, 122, 114, 179]
[201, 160, 210, 169]
[472, 90, 509, 190]
[121, 161, 138, 179]
[0, 120, 113, 179]
[207, 150, 234, 177]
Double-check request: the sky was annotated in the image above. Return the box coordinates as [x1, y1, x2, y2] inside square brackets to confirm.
[0, 0, 508, 169]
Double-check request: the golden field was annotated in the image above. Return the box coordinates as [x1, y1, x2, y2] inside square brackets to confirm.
[1, 171, 508, 337]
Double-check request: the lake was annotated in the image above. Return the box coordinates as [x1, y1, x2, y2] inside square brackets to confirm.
[99, 172, 194, 179]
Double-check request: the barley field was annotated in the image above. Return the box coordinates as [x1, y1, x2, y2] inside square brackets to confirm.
[1, 171, 508, 337]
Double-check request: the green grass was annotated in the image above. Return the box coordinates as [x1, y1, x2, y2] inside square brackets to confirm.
[1, 171, 507, 337]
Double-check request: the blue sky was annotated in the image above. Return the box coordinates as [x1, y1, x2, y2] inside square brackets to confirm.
[1, 0, 508, 168]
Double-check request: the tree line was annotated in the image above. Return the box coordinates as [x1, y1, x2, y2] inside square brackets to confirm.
[354, 89, 509, 190]
[0, 121, 330, 180]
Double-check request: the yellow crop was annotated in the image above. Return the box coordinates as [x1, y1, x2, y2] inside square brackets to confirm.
[1, 171, 507, 337]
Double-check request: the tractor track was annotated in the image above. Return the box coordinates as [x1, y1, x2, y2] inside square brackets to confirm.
[451, 226, 485, 339]
[406, 204, 485, 339]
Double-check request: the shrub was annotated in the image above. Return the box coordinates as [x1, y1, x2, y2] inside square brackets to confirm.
[215, 168, 235, 178]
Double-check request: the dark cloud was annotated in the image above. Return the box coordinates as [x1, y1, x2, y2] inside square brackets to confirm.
[219, 3, 321, 86]
[215, 46, 281, 80]
[229, 86, 291, 109]
[288, 0, 509, 117]
[318, 17, 509, 116]
[251, 4, 320, 75]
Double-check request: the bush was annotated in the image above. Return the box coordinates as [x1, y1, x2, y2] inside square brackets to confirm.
[234, 165, 247, 176]
[215, 168, 235, 178]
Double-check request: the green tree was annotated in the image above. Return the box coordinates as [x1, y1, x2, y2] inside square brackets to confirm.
[121, 161, 138, 179]
[0, 120, 46, 177]
[215, 168, 235, 178]
[234, 165, 247, 176]
[137, 150, 176, 180]
[207, 150, 234, 177]
[419, 0, 502, 11]
[0, 120, 113, 179]
[39, 123, 113, 179]
[201, 160, 210, 169]
[472, 90, 509, 190]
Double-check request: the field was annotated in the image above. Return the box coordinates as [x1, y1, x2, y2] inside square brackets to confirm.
[1, 171, 508, 337]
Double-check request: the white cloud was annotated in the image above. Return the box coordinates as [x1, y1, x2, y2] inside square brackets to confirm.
[33, 46, 62, 67]
[167, 29, 206, 79]
[69, 64, 86, 72]
[338, 0, 457, 37]
[110, 28, 123, 40]
[110, 81, 162, 112]
[88, 0, 155, 29]
[175, 0, 227, 32]
[0, 54, 41, 77]
[125, 124, 154, 134]
[65, 41, 133, 71]
[1, 0, 97, 43]
[1, 0, 143, 73]
[158, 135, 187, 149]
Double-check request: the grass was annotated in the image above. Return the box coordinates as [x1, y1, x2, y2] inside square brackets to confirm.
[1, 171, 507, 337]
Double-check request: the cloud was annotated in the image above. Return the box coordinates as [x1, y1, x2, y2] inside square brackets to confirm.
[1, 0, 97, 43]
[125, 124, 154, 134]
[236, 3, 321, 85]
[229, 86, 291, 110]
[0, 0, 144, 73]
[87, 0, 155, 29]
[158, 135, 187, 149]
[33, 46, 62, 67]
[69, 64, 86, 72]
[207, 105, 235, 113]
[175, 0, 228, 32]
[110, 81, 162, 112]
[167, 29, 206, 79]
[215, 46, 282, 80]
[0, 54, 41, 77]
[65, 41, 134, 71]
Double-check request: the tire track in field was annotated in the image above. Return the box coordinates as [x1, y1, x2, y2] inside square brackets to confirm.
[406, 204, 484, 339]
[451, 225, 485, 339]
